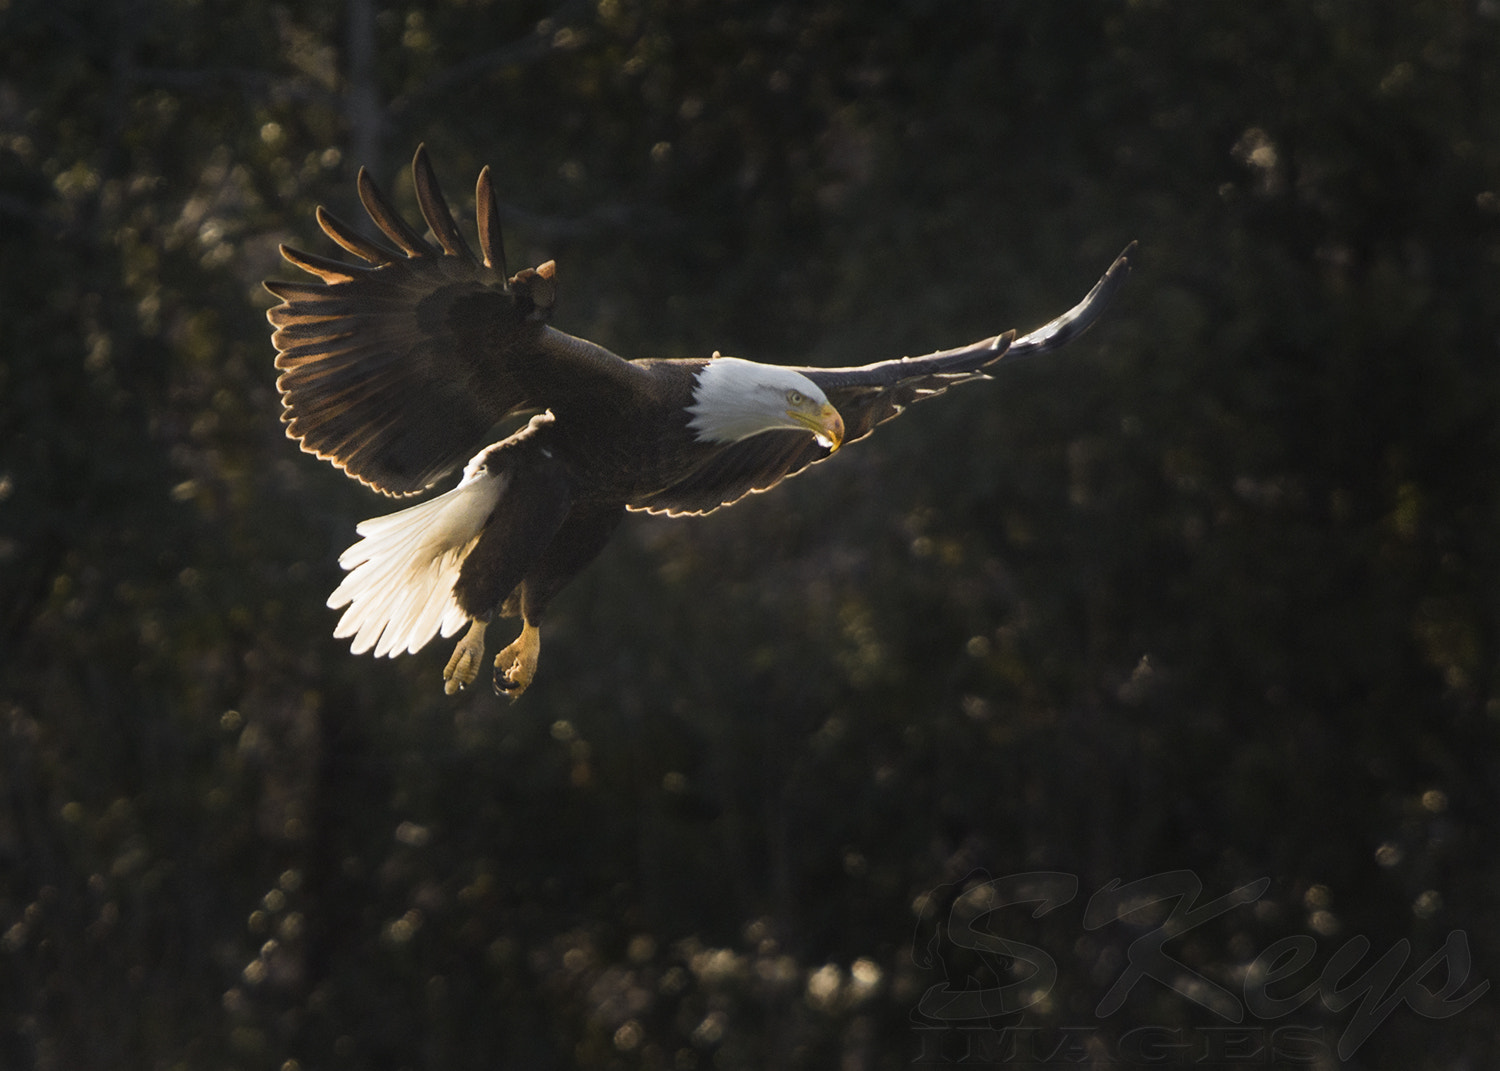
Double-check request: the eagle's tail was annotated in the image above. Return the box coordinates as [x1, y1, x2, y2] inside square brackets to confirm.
[327, 457, 506, 658]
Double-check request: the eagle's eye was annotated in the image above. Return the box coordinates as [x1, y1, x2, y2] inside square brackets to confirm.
[786, 389, 806, 406]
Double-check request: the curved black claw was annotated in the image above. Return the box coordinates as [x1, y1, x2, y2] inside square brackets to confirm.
[492, 664, 523, 700]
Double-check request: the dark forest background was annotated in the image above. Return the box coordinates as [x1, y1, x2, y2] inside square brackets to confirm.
[2, 1, 1499, 1068]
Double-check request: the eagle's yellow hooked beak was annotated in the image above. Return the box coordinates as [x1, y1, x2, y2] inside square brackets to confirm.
[789, 401, 845, 452]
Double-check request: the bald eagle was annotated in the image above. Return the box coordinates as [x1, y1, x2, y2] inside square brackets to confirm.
[266, 146, 1132, 698]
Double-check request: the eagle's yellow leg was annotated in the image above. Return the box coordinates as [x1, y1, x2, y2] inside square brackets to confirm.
[493, 621, 541, 699]
[443, 619, 489, 695]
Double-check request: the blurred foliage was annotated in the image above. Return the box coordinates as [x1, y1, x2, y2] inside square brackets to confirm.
[2, 0, 1499, 1068]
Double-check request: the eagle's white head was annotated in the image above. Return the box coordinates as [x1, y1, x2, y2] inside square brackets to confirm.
[686, 357, 845, 450]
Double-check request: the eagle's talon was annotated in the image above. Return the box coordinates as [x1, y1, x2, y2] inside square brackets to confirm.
[491, 621, 541, 699]
[443, 619, 488, 695]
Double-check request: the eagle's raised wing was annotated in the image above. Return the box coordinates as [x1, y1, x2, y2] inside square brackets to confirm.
[802, 242, 1135, 442]
[633, 244, 1135, 516]
[265, 145, 634, 496]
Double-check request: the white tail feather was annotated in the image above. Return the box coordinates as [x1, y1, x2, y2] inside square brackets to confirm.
[327, 462, 507, 658]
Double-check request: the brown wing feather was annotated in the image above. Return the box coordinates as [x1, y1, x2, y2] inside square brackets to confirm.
[266, 144, 631, 496]
[475, 166, 507, 273]
[314, 205, 398, 265]
[631, 432, 831, 516]
[412, 148, 477, 263]
[356, 165, 434, 258]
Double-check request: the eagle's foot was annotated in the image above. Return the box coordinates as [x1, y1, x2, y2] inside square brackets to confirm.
[443, 619, 489, 695]
[493, 621, 541, 700]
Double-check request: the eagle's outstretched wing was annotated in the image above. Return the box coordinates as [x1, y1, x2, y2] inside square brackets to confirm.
[265, 145, 633, 496]
[802, 242, 1135, 442]
[633, 243, 1135, 516]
